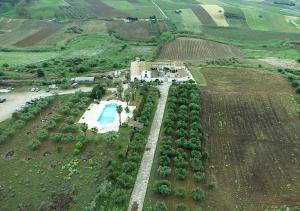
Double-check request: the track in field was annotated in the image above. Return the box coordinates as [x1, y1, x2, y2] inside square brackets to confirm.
[201, 68, 300, 210]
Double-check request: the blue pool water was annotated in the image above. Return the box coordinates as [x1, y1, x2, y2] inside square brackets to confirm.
[97, 103, 118, 124]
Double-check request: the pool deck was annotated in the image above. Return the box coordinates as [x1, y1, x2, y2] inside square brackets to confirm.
[78, 100, 135, 133]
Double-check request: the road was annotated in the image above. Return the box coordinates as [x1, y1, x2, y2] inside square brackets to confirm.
[128, 83, 170, 211]
[0, 87, 92, 122]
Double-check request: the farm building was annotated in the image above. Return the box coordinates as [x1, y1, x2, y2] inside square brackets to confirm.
[71, 77, 95, 83]
[130, 58, 194, 82]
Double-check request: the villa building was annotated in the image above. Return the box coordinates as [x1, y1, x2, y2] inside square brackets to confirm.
[130, 58, 194, 82]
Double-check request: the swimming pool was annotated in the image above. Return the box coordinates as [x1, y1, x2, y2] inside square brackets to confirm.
[97, 103, 118, 124]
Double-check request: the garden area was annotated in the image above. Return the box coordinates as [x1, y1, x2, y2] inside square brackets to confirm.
[144, 83, 210, 211]
[0, 82, 159, 210]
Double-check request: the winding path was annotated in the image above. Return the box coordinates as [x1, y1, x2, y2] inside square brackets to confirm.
[128, 83, 170, 211]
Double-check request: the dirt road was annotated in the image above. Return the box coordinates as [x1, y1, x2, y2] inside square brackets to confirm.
[128, 83, 170, 211]
[0, 87, 92, 122]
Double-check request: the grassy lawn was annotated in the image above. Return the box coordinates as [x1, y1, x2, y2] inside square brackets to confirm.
[190, 67, 207, 86]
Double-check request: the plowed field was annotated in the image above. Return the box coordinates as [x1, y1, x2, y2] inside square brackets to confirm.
[201, 68, 300, 210]
[158, 38, 243, 61]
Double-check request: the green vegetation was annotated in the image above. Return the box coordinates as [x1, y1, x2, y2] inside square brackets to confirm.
[145, 83, 205, 210]
[85, 85, 160, 210]
[190, 67, 207, 86]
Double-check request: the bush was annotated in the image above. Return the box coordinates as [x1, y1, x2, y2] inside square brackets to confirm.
[191, 158, 203, 172]
[152, 201, 167, 211]
[12, 120, 25, 129]
[61, 133, 73, 142]
[157, 166, 171, 177]
[154, 180, 172, 196]
[111, 189, 127, 204]
[208, 182, 216, 190]
[159, 155, 170, 166]
[296, 87, 300, 94]
[191, 187, 204, 202]
[292, 80, 299, 88]
[175, 203, 189, 211]
[116, 173, 134, 189]
[28, 139, 41, 150]
[202, 151, 209, 160]
[43, 120, 56, 130]
[175, 168, 188, 180]
[37, 129, 49, 140]
[193, 171, 205, 183]
[174, 187, 186, 198]
[50, 133, 62, 142]
[91, 85, 106, 100]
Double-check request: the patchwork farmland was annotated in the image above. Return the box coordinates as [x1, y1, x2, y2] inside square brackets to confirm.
[201, 68, 300, 210]
[1, 0, 300, 210]
[158, 37, 243, 61]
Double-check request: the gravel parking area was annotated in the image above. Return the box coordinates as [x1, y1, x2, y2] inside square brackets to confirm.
[0, 87, 92, 122]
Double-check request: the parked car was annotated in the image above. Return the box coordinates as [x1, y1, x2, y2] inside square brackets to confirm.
[0, 98, 6, 103]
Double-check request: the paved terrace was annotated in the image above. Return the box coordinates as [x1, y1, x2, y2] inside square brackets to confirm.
[128, 83, 170, 211]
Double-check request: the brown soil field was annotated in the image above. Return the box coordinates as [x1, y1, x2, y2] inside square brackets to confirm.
[86, 0, 128, 18]
[14, 24, 61, 47]
[106, 20, 168, 41]
[158, 37, 243, 61]
[191, 5, 216, 26]
[201, 68, 300, 210]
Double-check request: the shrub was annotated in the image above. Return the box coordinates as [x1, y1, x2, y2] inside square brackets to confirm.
[208, 182, 216, 190]
[175, 203, 189, 211]
[56, 146, 63, 153]
[296, 87, 300, 94]
[65, 116, 75, 124]
[191, 158, 203, 172]
[174, 187, 186, 198]
[152, 201, 167, 211]
[76, 134, 87, 144]
[50, 133, 62, 142]
[175, 168, 188, 180]
[43, 120, 56, 130]
[174, 157, 188, 168]
[28, 139, 41, 150]
[191, 187, 204, 202]
[75, 141, 83, 150]
[51, 114, 62, 122]
[157, 166, 171, 177]
[36, 129, 49, 140]
[292, 80, 299, 88]
[159, 155, 170, 166]
[91, 85, 106, 100]
[13, 120, 25, 129]
[116, 173, 134, 189]
[111, 189, 127, 204]
[193, 171, 205, 183]
[154, 180, 172, 196]
[61, 133, 73, 142]
[202, 151, 209, 160]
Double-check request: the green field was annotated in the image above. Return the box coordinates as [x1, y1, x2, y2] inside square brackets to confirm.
[242, 7, 300, 32]
[0, 34, 156, 68]
[190, 66, 207, 86]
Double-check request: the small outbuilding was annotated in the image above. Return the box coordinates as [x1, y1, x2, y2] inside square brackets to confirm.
[71, 77, 95, 83]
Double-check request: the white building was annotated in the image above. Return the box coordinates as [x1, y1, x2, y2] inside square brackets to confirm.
[130, 58, 194, 82]
[71, 77, 95, 83]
